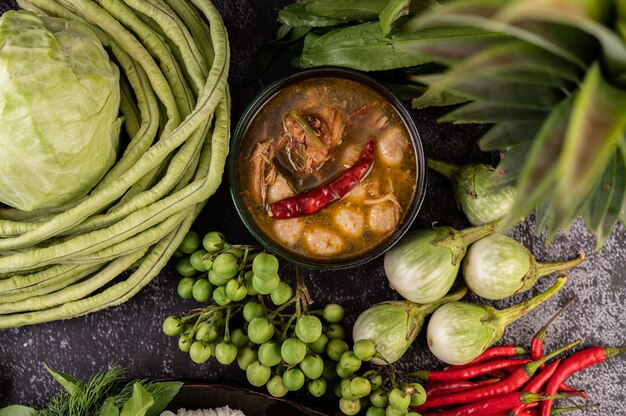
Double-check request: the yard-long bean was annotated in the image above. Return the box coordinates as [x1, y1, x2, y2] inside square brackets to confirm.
[0, 0, 230, 328]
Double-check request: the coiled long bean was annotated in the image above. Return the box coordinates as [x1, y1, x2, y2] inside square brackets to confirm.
[0, 0, 230, 328]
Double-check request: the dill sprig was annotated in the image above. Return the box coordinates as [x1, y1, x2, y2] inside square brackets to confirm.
[39, 366, 125, 416]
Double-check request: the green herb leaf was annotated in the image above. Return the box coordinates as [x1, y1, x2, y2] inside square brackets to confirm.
[120, 383, 154, 416]
[145, 382, 183, 416]
[380, 0, 411, 36]
[301, 23, 495, 71]
[98, 398, 120, 416]
[0, 406, 36, 416]
[278, 0, 388, 27]
[45, 364, 82, 394]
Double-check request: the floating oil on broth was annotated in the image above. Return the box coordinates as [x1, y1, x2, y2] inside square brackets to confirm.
[239, 77, 417, 261]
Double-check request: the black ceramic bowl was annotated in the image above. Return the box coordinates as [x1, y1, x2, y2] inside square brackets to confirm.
[229, 67, 426, 269]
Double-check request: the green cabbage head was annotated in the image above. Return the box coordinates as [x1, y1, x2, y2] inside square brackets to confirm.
[0, 10, 121, 211]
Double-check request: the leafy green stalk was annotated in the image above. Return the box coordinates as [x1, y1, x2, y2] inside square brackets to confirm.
[0, 366, 182, 416]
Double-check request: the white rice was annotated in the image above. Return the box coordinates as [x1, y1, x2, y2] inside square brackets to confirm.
[160, 406, 246, 416]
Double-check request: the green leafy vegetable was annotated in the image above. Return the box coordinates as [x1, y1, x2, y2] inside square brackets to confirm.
[119, 384, 154, 416]
[0, 406, 36, 416]
[379, 0, 412, 35]
[0, 10, 121, 212]
[278, 0, 388, 28]
[0, 366, 182, 416]
[300, 23, 490, 71]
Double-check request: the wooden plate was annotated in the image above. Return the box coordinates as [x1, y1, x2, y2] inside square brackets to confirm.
[165, 383, 330, 416]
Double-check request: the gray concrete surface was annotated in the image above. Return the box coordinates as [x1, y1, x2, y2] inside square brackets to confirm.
[0, 0, 624, 414]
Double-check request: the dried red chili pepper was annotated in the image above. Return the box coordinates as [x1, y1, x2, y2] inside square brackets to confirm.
[419, 392, 564, 416]
[412, 341, 579, 412]
[408, 358, 531, 382]
[426, 378, 500, 398]
[540, 346, 626, 416]
[446, 346, 528, 371]
[267, 138, 375, 218]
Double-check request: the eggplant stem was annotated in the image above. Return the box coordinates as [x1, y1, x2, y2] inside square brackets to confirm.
[497, 275, 568, 326]
[534, 251, 585, 278]
[418, 286, 468, 316]
[428, 158, 462, 179]
[458, 221, 501, 246]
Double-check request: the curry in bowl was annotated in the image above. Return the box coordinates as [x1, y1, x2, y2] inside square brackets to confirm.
[232, 70, 423, 266]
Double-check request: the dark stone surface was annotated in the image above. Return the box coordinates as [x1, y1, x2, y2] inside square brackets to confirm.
[0, 1, 625, 415]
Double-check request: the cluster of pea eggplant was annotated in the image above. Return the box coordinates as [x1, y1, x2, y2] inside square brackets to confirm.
[352, 160, 585, 370]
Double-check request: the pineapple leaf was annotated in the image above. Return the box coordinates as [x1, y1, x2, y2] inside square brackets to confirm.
[584, 150, 626, 249]
[410, 0, 590, 69]
[488, 141, 533, 189]
[416, 72, 564, 110]
[411, 85, 469, 109]
[435, 40, 582, 83]
[554, 63, 626, 225]
[497, 0, 626, 84]
[500, 96, 573, 229]
[441, 101, 548, 123]
[479, 121, 543, 151]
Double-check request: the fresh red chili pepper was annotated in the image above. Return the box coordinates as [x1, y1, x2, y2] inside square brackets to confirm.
[267, 138, 374, 218]
[540, 346, 626, 416]
[411, 341, 579, 413]
[557, 383, 587, 398]
[447, 346, 528, 370]
[407, 358, 531, 381]
[419, 392, 564, 416]
[510, 359, 561, 415]
[426, 378, 500, 398]
[530, 299, 575, 362]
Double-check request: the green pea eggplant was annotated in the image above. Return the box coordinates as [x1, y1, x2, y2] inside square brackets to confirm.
[426, 276, 567, 365]
[462, 234, 584, 300]
[384, 222, 498, 304]
[352, 287, 467, 365]
[429, 159, 517, 226]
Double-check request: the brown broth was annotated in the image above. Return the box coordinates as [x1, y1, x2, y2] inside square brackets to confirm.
[238, 77, 417, 261]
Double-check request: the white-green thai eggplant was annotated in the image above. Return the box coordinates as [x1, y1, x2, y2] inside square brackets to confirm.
[462, 234, 584, 300]
[429, 159, 517, 226]
[352, 287, 467, 365]
[427, 276, 567, 365]
[384, 222, 498, 304]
